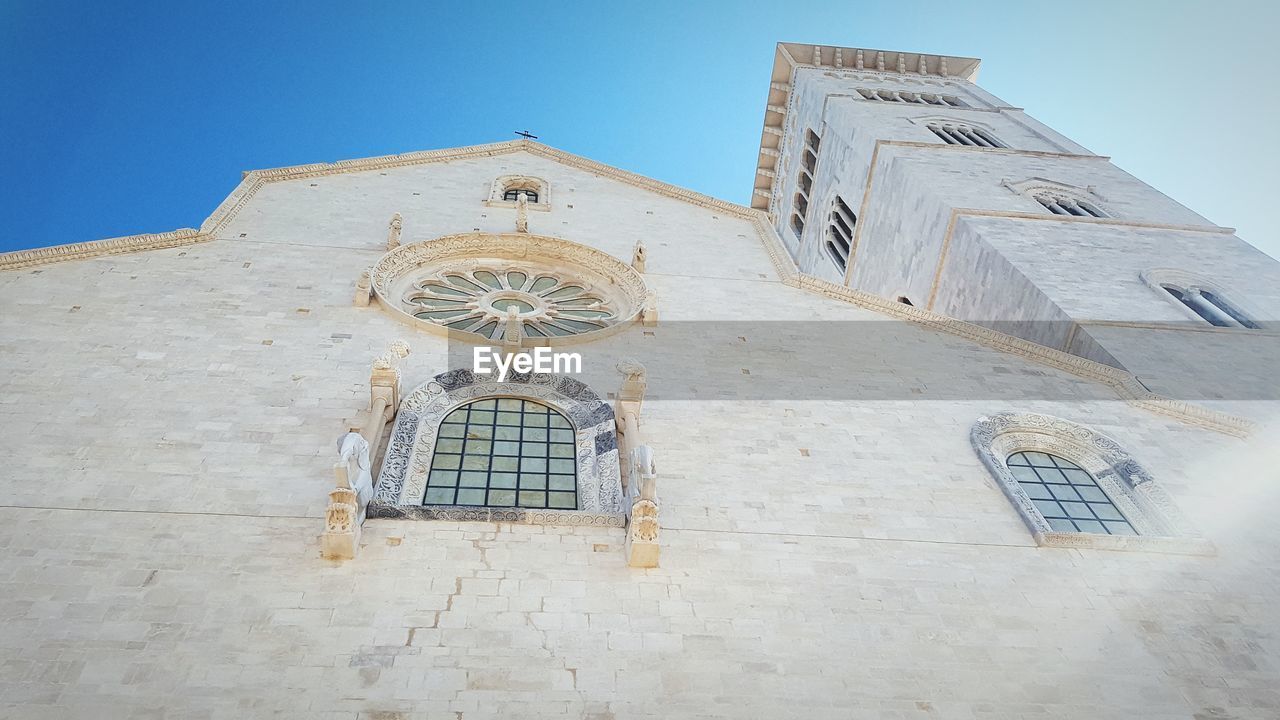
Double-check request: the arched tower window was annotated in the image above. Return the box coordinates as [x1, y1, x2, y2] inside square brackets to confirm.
[426, 398, 577, 509]
[1033, 191, 1107, 218]
[825, 195, 856, 272]
[925, 121, 1005, 148]
[1142, 270, 1261, 330]
[789, 129, 821, 237]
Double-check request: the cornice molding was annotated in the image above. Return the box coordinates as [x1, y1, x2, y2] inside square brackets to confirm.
[0, 228, 209, 271]
[0, 139, 758, 272]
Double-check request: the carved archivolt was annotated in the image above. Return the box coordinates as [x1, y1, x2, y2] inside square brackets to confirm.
[368, 369, 625, 526]
[369, 232, 649, 346]
[970, 412, 1211, 554]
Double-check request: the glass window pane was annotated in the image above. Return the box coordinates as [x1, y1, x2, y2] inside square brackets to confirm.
[490, 473, 517, 489]
[1060, 469, 1093, 485]
[456, 488, 486, 505]
[425, 487, 455, 504]
[1020, 483, 1053, 500]
[426, 399, 577, 508]
[1103, 521, 1136, 536]
[520, 474, 547, 490]
[1074, 519, 1105, 534]
[1047, 518, 1076, 532]
[488, 489, 516, 506]
[1010, 466, 1041, 483]
[1060, 501, 1093, 519]
[1091, 504, 1125, 521]
[1048, 484, 1081, 501]
[1022, 452, 1055, 467]
[1033, 499, 1063, 518]
[548, 492, 576, 509]
[1076, 486, 1109, 502]
[518, 490, 546, 507]
[428, 470, 458, 486]
[435, 438, 463, 454]
[432, 454, 460, 470]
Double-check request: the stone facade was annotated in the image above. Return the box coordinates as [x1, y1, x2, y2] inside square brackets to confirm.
[1, 42, 1278, 720]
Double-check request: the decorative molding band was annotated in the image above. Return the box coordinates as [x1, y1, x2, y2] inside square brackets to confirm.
[1, 139, 761, 273]
[1077, 319, 1279, 337]
[751, 218, 1252, 437]
[0, 228, 209, 271]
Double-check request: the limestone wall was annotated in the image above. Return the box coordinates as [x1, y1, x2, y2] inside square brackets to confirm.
[1, 151, 1278, 719]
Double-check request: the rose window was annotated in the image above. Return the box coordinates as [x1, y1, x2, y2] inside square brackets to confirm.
[369, 232, 648, 345]
[403, 267, 618, 340]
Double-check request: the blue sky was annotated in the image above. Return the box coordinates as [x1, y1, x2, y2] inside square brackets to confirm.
[1, 0, 1276, 258]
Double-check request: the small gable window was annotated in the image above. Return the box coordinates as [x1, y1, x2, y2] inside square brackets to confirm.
[503, 187, 539, 203]
[487, 175, 550, 208]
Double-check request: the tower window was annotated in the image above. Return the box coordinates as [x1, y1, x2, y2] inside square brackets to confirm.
[926, 122, 1005, 148]
[857, 88, 967, 107]
[825, 195, 856, 272]
[1005, 451, 1137, 536]
[789, 129, 821, 238]
[1033, 192, 1106, 218]
[425, 398, 578, 509]
[1161, 284, 1259, 329]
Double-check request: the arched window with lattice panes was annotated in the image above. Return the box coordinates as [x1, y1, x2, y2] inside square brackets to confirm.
[425, 398, 578, 509]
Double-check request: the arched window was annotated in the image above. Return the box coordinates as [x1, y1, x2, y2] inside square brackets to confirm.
[1005, 451, 1135, 535]
[971, 412, 1209, 554]
[426, 398, 577, 509]
[1143, 270, 1261, 330]
[926, 121, 1005, 148]
[1033, 191, 1107, 218]
[789, 129, 821, 237]
[487, 175, 550, 208]
[825, 195, 856, 272]
[503, 187, 539, 203]
[369, 369, 625, 525]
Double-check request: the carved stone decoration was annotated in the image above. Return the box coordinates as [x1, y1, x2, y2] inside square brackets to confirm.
[641, 290, 658, 327]
[369, 232, 650, 346]
[625, 446, 659, 568]
[387, 213, 403, 250]
[631, 241, 646, 273]
[368, 369, 625, 527]
[354, 270, 373, 307]
[515, 195, 530, 233]
[970, 412, 1212, 555]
